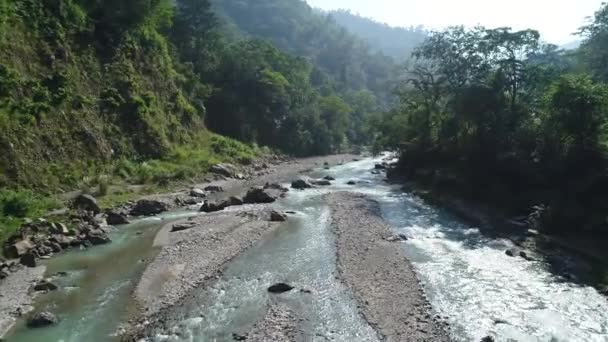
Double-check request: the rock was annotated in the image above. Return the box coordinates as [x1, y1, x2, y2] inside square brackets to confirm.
[189, 188, 206, 198]
[268, 283, 294, 293]
[200, 200, 229, 213]
[204, 185, 224, 193]
[175, 196, 198, 206]
[228, 196, 244, 206]
[210, 164, 234, 178]
[371, 170, 381, 175]
[171, 222, 196, 232]
[0, 270, 8, 279]
[106, 212, 130, 225]
[232, 333, 247, 341]
[480, 336, 495, 342]
[386, 234, 408, 242]
[20, 253, 37, 267]
[375, 163, 387, 170]
[27, 312, 58, 328]
[73, 194, 101, 214]
[310, 179, 331, 186]
[51, 235, 75, 249]
[323, 176, 336, 181]
[291, 179, 312, 190]
[243, 187, 276, 204]
[270, 210, 288, 222]
[505, 248, 519, 257]
[130, 200, 169, 216]
[323, 162, 330, 166]
[5, 239, 34, 258]
[50, 222, 69, 235]
[86, 230, 111, 245]
[34, 279, 58, 292]
[347, 180, 357, 185]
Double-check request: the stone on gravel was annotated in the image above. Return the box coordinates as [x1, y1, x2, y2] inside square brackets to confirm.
[130, 200, 169, 216]
[228, 196, 244, 206]
[27, 311, 58, 328]
[270, 210, 288, 222]
[323, 176, 336, 181]
[171, 222, 196, 233]
[386, 234, 408, 242]
[268, 283, 294, 293]
[106, 212, 130, 225]
[264, 183, 289, 192]
[189, 188, 206, 198]
[346, 180, 357, 185]
[20, 253, 37, 268]
[33, 279, 58, 292]
[232, 333, 247, 341]
[200, 200, 229, 213]
[291, 179, 312, 190]
[244, 187, 276, 204]
[73, 194, 101, 214]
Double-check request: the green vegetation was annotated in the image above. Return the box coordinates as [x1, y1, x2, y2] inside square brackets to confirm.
[0, 190, 59, 243]
[371, 3, 608, 235]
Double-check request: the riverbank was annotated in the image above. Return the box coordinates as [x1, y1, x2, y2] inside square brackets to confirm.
[0, 153, 358, 340]
[327, 192, 450, 341]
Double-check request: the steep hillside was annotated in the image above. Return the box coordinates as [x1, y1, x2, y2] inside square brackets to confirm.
[327, 10, 427, 60]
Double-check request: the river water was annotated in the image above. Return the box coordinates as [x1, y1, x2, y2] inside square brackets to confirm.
[7, 157, 608, 341]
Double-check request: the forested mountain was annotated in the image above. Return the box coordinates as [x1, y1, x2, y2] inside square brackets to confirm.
[371, 3, 608, 235]
[326, 10, 427, 60]
[0, 0, 392, 194]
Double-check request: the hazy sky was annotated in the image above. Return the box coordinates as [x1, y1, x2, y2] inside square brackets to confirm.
[306, 0, 603, 44]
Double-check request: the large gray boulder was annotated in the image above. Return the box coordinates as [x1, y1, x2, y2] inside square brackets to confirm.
[73, 194, 101, 214]
[243, 187, 277, 204]
[5, 239, 34, 258]
[130, 199, 169, 216]
[106, 211, 130, 225]
[85, 229, 111, 245]
[200, 200, 229, 213]
[189, 188, 206, 198]
[270, 210, 288, 222]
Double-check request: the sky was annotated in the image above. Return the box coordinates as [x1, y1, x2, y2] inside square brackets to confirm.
[306, 0, 604, 45]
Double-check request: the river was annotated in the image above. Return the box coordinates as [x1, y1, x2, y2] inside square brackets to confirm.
[6, 157, 608, 341]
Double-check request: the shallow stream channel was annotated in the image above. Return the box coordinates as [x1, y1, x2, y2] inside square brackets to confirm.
[6, 157, 608, 341]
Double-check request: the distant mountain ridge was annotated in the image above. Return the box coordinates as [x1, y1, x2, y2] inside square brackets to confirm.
[325, 9, 427, 60]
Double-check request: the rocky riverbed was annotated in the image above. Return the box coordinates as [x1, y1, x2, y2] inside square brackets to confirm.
[328, 192, 450, 341]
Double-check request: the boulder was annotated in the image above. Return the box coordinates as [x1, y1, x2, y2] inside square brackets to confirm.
[232, 333, 247, 341]
[264, 183, 289, 192]
[73, 194, 101, 214]
[106, 212, 130, 225]
[34, 279, 58, 292]
[291, 179, 312, 190]
[204, 185, 224, 193]
[27, 311, 58, 328]
[505, 248, 519, 257]
[171, 222, 196, 232]
[480, 336, 495, 342]
[0, 270, 8, 279]
[50, 222, 69, 235]
[323, 176, 336, 181]
[51, 235, 75, 249]
[227, 196, 244, 206]
[189, 188, 206, 198]
[5, 239, 34, 258]
[243, 187, 276, 204]
[268, 283, 294, 294]
[85, 230, 111, 245]
[386, 234, 408, 242]
[200, 200, 229, 213]
[375, 163, 387, 170]
[130, 200, 169, 216]
[210, 164, 234, 178]
[270, 210, 288, 222]
[310, 179, 331, 186]
[371, 170, 381, 175]
[347, 180, 357, 185]
[20, 253, 37, 267]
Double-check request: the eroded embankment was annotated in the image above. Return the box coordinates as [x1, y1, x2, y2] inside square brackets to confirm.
[328, 192, 450, 341]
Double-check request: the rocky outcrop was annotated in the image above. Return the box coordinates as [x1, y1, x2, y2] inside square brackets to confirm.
[72, 194, 101, 214]
[130, 200, 169, 216]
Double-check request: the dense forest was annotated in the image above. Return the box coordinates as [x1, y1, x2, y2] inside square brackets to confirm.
[371, 3, 608, 235]
[327, 10, 427, 60]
